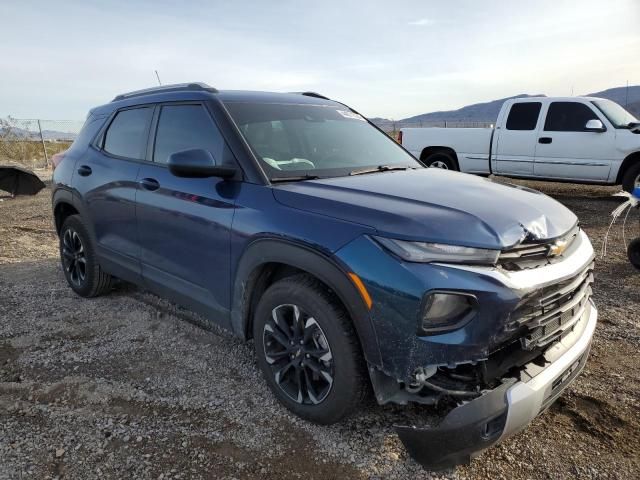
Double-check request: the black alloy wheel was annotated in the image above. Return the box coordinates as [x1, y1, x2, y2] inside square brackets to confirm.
[61, 228, 86, 287]
[263, 303, 334, 405]
[59, 214, 114, 297]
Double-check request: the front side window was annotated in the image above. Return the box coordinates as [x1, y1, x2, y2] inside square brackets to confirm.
[103, 107, 153, 159]
[153, 104, 226, 164]
[224, 102, 421, 179]
[505, 102, 542, 131]
[544, 102, 599, 132]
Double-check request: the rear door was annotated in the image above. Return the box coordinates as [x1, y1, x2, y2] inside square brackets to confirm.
[493, 101, 542, 175]
[75, 106, 153, 281]
[135, 103, 238, 327]
[534, 101, 614, 180]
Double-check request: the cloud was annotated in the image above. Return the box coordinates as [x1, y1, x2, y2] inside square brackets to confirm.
[407, 18, 434, 26]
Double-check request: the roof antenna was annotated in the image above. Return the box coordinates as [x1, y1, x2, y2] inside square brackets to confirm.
[155, 70, 162, 86]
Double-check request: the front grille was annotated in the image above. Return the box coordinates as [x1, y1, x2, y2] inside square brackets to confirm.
[499, 226, 580, 271]
[507, 262, 594, 351]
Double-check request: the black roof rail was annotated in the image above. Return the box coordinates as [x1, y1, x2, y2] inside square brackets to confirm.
[292, 91, 331, 100]
[112, 82, 218, 102]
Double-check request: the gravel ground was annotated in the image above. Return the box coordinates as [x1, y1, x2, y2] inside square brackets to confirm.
[0, 177, 639, 479]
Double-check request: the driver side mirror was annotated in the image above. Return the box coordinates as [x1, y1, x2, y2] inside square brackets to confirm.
[168, 149, 237, 179]
[585, 119, 606, 132]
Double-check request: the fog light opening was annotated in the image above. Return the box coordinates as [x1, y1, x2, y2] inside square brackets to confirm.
[419, 291, 477, 335]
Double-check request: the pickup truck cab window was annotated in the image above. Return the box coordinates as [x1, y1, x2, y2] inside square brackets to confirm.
[505, 102, 541, 130]
[544, 102, 599, 132]
[103, 107, 153, 160]
[153, 104, 225, 164]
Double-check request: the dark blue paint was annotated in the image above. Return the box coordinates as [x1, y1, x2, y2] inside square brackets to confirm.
[274, 168, 577, 249]
[53, 88, 578, 384]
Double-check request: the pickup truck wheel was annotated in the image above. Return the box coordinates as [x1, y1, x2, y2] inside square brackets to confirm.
[621, 163, 640, 193]
[253, 274, 368, 424]
[425, 152, 457, 170]
[628, 238, 640, 270]
[59, 215, 114, 297]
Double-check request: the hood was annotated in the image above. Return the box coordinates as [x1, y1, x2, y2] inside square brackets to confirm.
[272, 169, 577, 250]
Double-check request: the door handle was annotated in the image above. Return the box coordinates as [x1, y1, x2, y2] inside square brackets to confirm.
[538, 137, 553, 144]
[77, 165, 92, 176]
[139, 178, 160, 191]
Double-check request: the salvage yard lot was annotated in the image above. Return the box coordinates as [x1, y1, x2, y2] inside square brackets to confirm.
[1, 178, 639, 479]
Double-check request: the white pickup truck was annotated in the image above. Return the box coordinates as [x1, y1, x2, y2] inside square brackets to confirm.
[400, 96, 640, 192]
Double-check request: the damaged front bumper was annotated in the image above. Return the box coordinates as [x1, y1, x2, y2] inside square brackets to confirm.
[395, 299, 597, 470]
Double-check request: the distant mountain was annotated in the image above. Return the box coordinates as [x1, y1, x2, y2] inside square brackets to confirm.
[401, 94, 544, 124]
[0, 125, 76, 141]
[371, 85, 640, 129]
[587, 85, 640, 109]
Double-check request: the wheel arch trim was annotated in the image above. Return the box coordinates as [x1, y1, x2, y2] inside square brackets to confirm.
[419, 146, 460, 170]
[616, 150, 640, 184]
[230, 238, 383, 368]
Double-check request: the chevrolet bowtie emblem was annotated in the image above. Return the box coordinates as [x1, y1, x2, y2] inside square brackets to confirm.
[549, 239, 568, 257]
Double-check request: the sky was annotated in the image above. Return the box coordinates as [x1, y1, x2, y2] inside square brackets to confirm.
[1, 0, 639, 120]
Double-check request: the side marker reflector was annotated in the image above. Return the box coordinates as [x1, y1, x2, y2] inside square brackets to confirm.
[348, 272, 372, 310]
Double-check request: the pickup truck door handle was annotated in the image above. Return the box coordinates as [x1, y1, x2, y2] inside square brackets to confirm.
[77, 165, 92, 176]
[139, 178, 160, 191]
[538, 137, 553, 144]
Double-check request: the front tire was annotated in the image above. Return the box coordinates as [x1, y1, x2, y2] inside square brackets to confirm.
[59, 215, 114, 297]
[621, 162, 640, 193]
[424, 151, 457, 170]
[253, 274, 368, 424]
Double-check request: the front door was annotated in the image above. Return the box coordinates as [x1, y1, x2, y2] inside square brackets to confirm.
[135, 103, 238, 327]
[534, 101, 614, 181]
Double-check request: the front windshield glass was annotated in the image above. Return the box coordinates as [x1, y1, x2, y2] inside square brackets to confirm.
[224, 102, 421, 179]
[592, 99, 638, 128]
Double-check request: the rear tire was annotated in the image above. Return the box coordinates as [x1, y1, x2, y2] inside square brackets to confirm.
[59, 215, 114, 297]
[621, 162, 640, 193]
[424, 151, 457, 170]
[253, 274, 368, 424]
[628, 238, 640, 270]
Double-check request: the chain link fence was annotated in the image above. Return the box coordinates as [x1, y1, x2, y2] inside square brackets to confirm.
[373, 119, 494, 141]
[0, 117, 84, 170]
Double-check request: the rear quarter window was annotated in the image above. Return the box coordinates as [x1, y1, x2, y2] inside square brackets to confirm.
[505, 102, 542, 130]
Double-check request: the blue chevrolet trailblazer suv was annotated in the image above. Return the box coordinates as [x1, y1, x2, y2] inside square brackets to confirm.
[52, 83, 597, 469]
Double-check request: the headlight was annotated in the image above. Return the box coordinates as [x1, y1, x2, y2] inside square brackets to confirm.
[419, 292, 477, 334]
[374, 236, 499, 265]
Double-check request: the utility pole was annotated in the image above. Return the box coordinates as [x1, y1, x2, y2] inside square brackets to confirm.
[37, 120, 49, 169]
[625, 80, 629, 107]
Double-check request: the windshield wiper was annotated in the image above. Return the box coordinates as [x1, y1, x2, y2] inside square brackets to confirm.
[270, 174, 321, 183]
[349, 165, 414, 176]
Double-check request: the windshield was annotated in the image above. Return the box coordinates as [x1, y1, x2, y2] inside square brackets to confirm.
[592, 99, 638, 128]
[224, 102, 421, 179]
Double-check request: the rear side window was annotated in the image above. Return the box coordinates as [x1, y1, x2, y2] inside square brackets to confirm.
[103, 107, 153, 159]
[505, 102, 542, 130]
[153, 104, 225, 164]
[544, 102, 599, 132]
